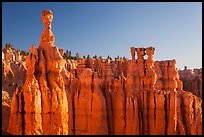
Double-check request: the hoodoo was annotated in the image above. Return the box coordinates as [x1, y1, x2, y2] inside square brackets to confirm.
[7, 10, 70, 135]
[6, 10, 202, 135]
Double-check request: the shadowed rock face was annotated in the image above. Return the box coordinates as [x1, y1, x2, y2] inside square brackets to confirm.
[2, 91, 11, 134]
[5, 10, 202, 135]
[2, 61, 26, 135]
[178, 68, 202, 98]
[2, 61, 26, 98]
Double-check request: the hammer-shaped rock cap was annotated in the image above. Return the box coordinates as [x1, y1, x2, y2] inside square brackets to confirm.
[41, 10, 53, 24]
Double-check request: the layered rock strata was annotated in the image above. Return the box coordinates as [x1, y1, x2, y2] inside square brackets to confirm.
[6, 10, 202, 135]
[2, 60, 26, 98]
[178, 68, 202, 98]
[2, 91, 12, 134]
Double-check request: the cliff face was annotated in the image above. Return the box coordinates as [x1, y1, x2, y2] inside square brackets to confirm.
[2, 49, 27, 135]
[2, 61, 26, 98]
[6, 10, 202, 135]
[2, 60, 26, 135]
[74, 69, 108, 135]
[2, 91, 11, 134]
[179, 68, 202, 98]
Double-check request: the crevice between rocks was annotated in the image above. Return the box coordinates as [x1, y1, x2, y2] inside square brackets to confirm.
[164, 93, 167, 135]
[21, 92, 25, 135]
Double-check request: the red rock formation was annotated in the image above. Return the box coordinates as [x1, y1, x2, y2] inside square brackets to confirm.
[154, 61, 163, 90]
[7, 10, 69, 135]
[2, 60, 26, 98]
[102, 59, 114, 79]
[76, 58, 86, 77]
[85, 56, 94, 70]
[6, 10, 202, 135]
[2, 91, 12, 135]
[126, 59, 137, 97]
[111, 77, 126, 134]
[3, 48, 15, 62]
[15, 50, 22, 61]
[7, 87, 23, 135]
[143, 47, 157, 90]
[59, 48, 64, 56]
[176, 90, 202, 135]
[125, 96, 139, 134]
[91, 72, 108, 134]
[168, 59, 178, 91]
[131, 47, 136, 61]
[74, 68, 93, 134]
[2, 46, 24, 62]
[74, 69, 108, 134]
[135, 48, 145, 89]
[179, 67, 202, 98]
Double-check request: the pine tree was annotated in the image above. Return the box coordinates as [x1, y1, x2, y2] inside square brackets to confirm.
[76, 52, 80, 60]
[5, 42, 13, 49]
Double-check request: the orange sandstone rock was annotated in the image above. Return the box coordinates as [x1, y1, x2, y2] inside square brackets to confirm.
[2, 60, 26, 99]
[91, 72, 108, 134]
[168, 59, 178, 91]
[7, 10, 69, 135]
[7, 87, 23, 135]
[6, 10, 202, 135]
[74, 68, 93, 134]
[179, 68, 202, 98]
[143, 59, 157, 90]
[154, 61, 163, 90]
[2, 91, 11, 134]
[111, 77, 126, 135]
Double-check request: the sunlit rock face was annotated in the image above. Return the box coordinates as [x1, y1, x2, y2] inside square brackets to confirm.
[2, 46, 23, 63]
[7, 10, 70, 135]
[2, 48, 27, 135]
[6, 10, 202, 135]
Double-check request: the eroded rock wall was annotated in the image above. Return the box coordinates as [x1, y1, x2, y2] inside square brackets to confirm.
[2, 61, 26, 98]
[178, 68, 202, 98]
[6, 10, 202, 135]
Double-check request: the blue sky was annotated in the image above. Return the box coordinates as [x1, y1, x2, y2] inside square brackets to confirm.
[2, 2, 202, 69]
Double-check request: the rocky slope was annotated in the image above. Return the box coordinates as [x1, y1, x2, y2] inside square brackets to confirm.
[5, 10, 202, 135]
[2, 61, 26, 98]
